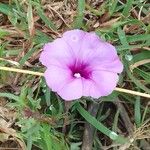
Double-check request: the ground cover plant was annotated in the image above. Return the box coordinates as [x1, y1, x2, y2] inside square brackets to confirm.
[0, 0, 150, 150]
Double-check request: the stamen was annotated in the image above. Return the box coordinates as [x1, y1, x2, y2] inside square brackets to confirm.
[74, 73, 81, 78]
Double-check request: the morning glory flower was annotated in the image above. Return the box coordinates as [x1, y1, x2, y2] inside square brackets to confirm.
[39, 30, 123, 100]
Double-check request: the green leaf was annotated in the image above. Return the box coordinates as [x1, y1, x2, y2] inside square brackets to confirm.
[40, 124, 52, 150]
[117, 43, 149, 51]
[124, 60, 150, 94]
[141, 103, 149, 123]
[8, 10, 18, 26]
[132, 51, 150, 63]
[27, 134, 33, 150]
[45, 87, 51, 106]
[112, 109, 120, 132]
[122, 0, 133, 17]
[75, 102, 129, 144]
[117, 27, 129, 46]
[0, 3, 11, 15]
[109, 0, 118, 16]
[127, 34, 150, 43]
[0, 28, 10, 38]
[34, 30, 52, 44]
[19, 44, 42, 66]
[36, 7, 57, 31]
[134, 96, 141, 127]
[74, 0, 85, 28]
[134, 68, 150, 83]
[0, 92, 19, 101]
[85, 2, 106, 17]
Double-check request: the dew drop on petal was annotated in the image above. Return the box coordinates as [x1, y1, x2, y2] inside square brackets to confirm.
[71, 35, 78, 42]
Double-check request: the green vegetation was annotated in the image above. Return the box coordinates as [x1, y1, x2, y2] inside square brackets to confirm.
[0, 0, 150, 149]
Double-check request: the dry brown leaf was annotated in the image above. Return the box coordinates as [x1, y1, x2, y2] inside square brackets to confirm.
[0, 118, 26, 150]
[99, 17, 121, 28]
[27, 2, 35, 37]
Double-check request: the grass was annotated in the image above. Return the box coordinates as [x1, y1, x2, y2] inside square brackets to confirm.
[0, 0, 150, 150]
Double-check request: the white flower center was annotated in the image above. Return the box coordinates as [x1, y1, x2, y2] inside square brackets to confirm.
[74, 73, 81, 78]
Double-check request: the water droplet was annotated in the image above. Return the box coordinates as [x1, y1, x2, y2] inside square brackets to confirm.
[125, 54, 133, 61]
[43, 89, 46, 93]
[109, 131, 118, 140]
[49, 105, 54, 110]
[130, 138, 134, 143]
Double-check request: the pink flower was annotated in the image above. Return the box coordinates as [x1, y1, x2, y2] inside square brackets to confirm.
[39, 30, 123, 101]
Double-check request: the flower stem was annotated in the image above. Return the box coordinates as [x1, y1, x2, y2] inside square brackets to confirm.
[115, 87, 150, 99]
[0, 66, 150, 99]
[0, 66, 44, 76]
[81, 102, 99, 150]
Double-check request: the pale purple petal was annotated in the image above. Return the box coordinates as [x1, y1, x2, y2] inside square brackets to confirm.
[96, 42, 118, 60]
[82, 79, 92, 96]
[44, 65, 72, 91]
[82, 79, 102, 98]
[81, 32, 102, 51]
[39, 38, 73, 68]
[90, 57, 123, 73]
[89, 83, 102, 98]
[80, 33, 123, 73]
[40, 29, 123, 101]
[78, 32, 119, 64]
[58, 79, 83, 100]
[77, 32, 102, 61]
[91, 70, 119, 96]
[62, 29, 85, 57]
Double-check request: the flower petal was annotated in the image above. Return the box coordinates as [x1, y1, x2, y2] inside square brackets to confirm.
[40, 29, 123, 101]
[91, 70, 119, 96]
[62, 29, 85, 57]
[96, 42, 118, 60]
[90, 57, 123, 73]
[39, 38, 73, 68]
[74, 32, 102, 61]
[80, 33, 123, 73]
[44, 65, 72, 91]
[79, 32, 119, 63]
[58, 78, 83, 100]
[82, 79, 102, 98]
[81, 32, 102, 51]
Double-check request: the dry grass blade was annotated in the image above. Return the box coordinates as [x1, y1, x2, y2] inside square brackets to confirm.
[46, 4, 71, 28]
[0, 107, 26, 150]
[0, 58, 20, 66]
[130, 59, 150, 71]
[99, 17, 121, 28]
[0, 66, 150, 99]
[27, 1, 35, 37]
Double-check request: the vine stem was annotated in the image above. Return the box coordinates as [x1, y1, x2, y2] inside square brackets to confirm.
[81, 102, 99, 150]
[0, 66, 43, 76]
[0, 66, 150, 99]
